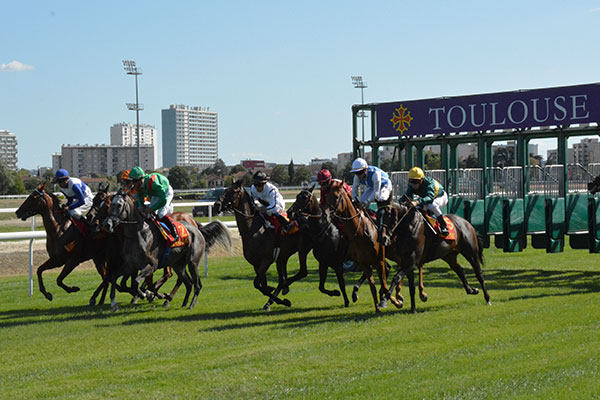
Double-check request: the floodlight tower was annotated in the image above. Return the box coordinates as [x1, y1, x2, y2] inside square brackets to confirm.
[351, 76, 368, 154]
[123, 60, 143, 166]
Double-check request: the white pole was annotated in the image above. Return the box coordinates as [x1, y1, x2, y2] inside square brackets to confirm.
[28, 216, 35, 297]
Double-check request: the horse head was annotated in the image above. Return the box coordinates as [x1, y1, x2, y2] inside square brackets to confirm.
[325, 180, 356, 217]
[103, 190, 134, 233]
[287, 184, 317, 221]
[15, 183, 56, 221]
[589, 175, 600, 194]
[88, 188, 113, 233]
[214, 179, 249, 215]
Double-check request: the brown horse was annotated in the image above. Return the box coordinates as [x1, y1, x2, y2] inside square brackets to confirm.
[287, 185, 350, 307]
[325, 180, 389, 313]
[15, 184, 109, 303]
[381, 200, 491, 312]
[213, 179, 312, 311]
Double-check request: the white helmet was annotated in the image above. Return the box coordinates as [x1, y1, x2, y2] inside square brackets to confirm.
[350, 157, 368, 173]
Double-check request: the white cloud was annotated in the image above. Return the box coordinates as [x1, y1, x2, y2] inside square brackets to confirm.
[0, 60, 35, 72]
[590, 7, 600, 12]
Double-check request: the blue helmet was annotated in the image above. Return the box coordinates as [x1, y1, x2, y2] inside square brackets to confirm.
[52, 169, 69, 182]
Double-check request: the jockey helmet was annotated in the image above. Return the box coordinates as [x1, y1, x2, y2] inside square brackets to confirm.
[117, 169, 132, 182]
[350, 158, 368, 173]
[52, 169, 69, 182]
[129, 166, 145, 180]
[317, 169, 332, 183]
[408, 166, 425, 180]
[253, 171, 268, 183]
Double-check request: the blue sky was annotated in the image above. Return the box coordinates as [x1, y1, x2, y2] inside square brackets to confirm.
[2, 1, 599, 170]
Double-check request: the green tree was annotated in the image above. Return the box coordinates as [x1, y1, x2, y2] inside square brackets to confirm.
[0, 162, 23, 195]
[271, 165, 289, 186]
[459, 154, 479, 168]
[493, 146, 515, 167]
[424, 151, 441, 170]
[168, 166, 191, 189]
[230, 164, 247, 174]
[204, 158, 228, 177]
[292, 165, 312, 185]
[288, 159, 295, 186]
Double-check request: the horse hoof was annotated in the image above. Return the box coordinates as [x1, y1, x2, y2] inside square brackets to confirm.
[146, 292, 155, 303]
[420, 293, 428, 302]
[469, 288, 480, 295]
[332, 290, 341, 297]
[89, 298, 96, 307]
[44, 292, 53, 301]
[282, 299, 292, 307]
[70, 286, 80, 293]
[111, 303, 119, 312]
[163, 300, 170, 307]
[378, 299, 388, 309]
[352, 292, 358, 303]
[263, 304, 271, 312]
[130, 297, 138, 305]
[390, 296, 403, 309]
[344, 301, 349, 307]
[282, 286, 289, 295]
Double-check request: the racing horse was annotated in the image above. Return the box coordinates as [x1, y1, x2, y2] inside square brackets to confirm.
[213, 179, 312, 311]
[88, 189, 200, 306]
[15, 183, 109, 302]
[287, 185, 350, 307]
[588, 175, 600, 194]
[325, 180, 390, 313]
[381, 199, 491, 312]
[103, 191, 232, 311]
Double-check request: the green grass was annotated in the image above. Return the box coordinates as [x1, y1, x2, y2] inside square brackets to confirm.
[0, 247, 599, 399]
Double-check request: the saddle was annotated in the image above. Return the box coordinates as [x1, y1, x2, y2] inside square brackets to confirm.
[264, 214, 299, 236]
[423, 213, 456, 241]
[153, 216, 190, 247]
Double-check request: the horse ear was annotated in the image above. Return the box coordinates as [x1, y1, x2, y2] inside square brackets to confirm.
[231, 177, 237, 185]
[309, 183, 315, 193]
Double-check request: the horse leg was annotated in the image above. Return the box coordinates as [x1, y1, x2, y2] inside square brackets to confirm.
[418, 264, 428, 302]
[163, 277, 182, 307]
[134, 265, 156, 298]
[442, 253, 479, 296]
[253, 262, 291, 311]
[186, 260, 202, 310]
[318, 261, 340, 297]
[178, 269, 193, 308]
[352, 269, 368, 303]
[56, 259, 82, 294]
[151, 267, 173, 299]
[407, 268, 416, 313]
[36, 258, 66, 301]
[89, 280, 108, 306]
[464, 252, 491, 305]
[283, 244, 309, 290]
[366, 270, 381, 314]
[377, 245, 390, 309]
[332, 262, 350, 307]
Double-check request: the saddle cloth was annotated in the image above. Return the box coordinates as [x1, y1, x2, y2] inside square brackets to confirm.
[425, 214, 456, 241]
[265, 214, 300, 236]
[156, 218, 190, 247]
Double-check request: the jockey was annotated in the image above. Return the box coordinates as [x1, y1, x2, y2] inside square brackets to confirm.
[405, 166, 449, 236]
[129, 166, 178, 242]
[52, 169, 93, 221]
[317, 169, 352, 209]
[250, 171, 294, 233]
[350, 157, 393, 243]
[117, 169, 136, 194]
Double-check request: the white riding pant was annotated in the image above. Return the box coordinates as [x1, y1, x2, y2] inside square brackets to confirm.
[68, 197, 93, 220]
[423, 192, 448, 217]
[150, 185, 174, 218]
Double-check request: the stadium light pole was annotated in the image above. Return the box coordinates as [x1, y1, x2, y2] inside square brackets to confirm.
[351, 76, 368, 154]
[123, 60, 143, 166]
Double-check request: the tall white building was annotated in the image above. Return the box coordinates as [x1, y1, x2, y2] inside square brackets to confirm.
[110, 122, 158, 169]
[162, 104, 218, 169]
[0, 130, 18, 170]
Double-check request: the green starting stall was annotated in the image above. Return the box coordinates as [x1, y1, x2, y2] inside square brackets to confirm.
[352, 83, 600, 253]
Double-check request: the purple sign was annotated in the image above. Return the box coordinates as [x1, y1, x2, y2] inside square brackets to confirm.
[375, 83, 600, 138]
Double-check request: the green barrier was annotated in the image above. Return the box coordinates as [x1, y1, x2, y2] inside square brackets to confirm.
[501, 198, 525, 252]
[542, 197, 564, 253]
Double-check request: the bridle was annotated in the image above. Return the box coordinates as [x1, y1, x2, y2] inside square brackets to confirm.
[220, 187, 255, 218]
[294, 190, 322, 219]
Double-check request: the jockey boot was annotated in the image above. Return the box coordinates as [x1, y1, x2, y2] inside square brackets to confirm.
[437, 215, 449, 237]
[160, 216, 179, 243]
[275, 213, 294, 234]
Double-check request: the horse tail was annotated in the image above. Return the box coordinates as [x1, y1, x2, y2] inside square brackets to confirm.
[199, 220, 233, 254]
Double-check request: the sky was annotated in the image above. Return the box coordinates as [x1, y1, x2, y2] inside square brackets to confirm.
[2, 1, 600, 170]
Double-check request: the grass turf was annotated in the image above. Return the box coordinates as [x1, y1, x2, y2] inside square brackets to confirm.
[0, 246, 599, 399]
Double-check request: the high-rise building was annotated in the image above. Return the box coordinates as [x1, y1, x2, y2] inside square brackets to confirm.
[162, 104, 218, 169]
[0, 130, 18, 170]
[57, 144, 155, 177]
[110, 122, 158, 169]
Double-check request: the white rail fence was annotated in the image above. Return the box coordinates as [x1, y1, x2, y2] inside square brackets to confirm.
[0, 199, 297, 297]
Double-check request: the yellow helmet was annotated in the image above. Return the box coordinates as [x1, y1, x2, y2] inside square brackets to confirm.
[408, 167, 425, 180]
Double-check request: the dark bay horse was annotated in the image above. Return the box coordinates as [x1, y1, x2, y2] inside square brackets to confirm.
[103, 192, 232, 311]
[213, 179, 312, 311]
[588, 175, 600, 194]
[287, 185, 350, 307]
[15, 184, 109, 303]
[325, 180, 389, 313]
[381, 200, 491, 312]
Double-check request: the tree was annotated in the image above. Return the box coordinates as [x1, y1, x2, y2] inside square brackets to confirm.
[230, 164, 247, 174]
[271, 165, 289, 186]
[0, 162, 24, 195]
[493, 146, 515, 167]
[424, 151, 441, 170]
[168, 166, 191, 189]
[320, 162, 337, 179]
[292, 165, 312, 186]
[459, 154, 479, 168]
[288, 159, 295, 186]
[204, 158, 228, 177]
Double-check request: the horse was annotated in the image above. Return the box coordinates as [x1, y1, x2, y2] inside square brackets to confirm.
[88, 189, 201, 306]
[325, 180, 389, 313]
[381, 199, 491, 312]
[15, 183, 109, 303]
[103, 191, 232, 311]
[287, 185, 350, 307]
[588, 175, 600, 194]
[213, 179, 312, 311]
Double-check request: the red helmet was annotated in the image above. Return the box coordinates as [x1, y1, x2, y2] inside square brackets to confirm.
[317, 169, 332, 183]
